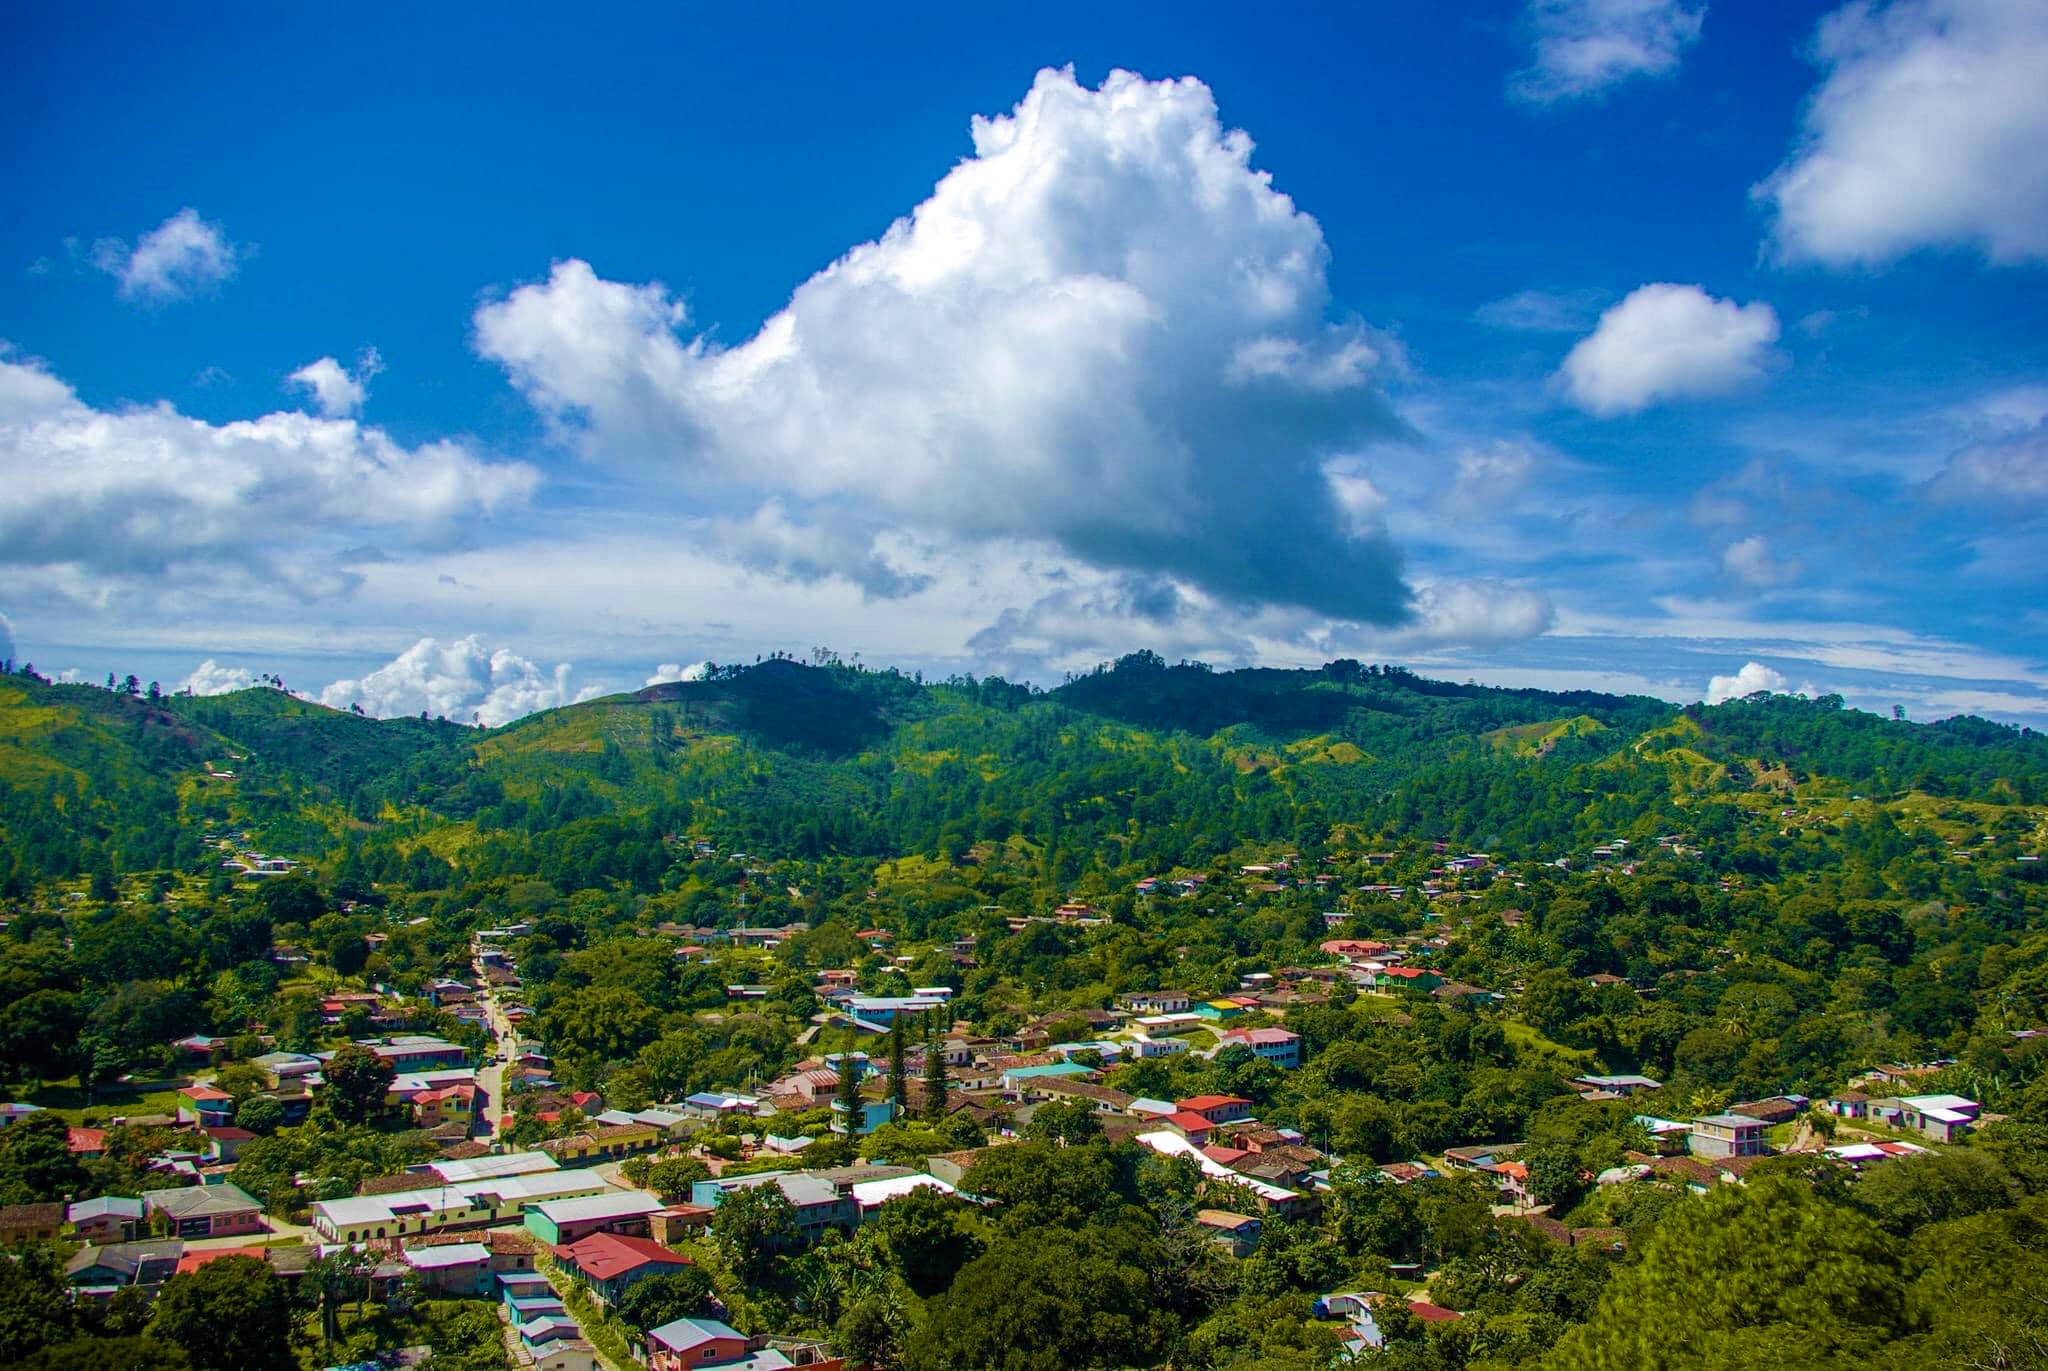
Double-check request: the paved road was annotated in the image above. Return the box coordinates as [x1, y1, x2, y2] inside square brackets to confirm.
[471, 944, 522, 1135]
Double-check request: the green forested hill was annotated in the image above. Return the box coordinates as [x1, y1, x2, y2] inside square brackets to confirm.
[2, 653, 2045, 895]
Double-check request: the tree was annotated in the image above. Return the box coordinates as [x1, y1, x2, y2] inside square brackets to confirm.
[1541, 1176, 1904, 1369]
[1522, 1141, 1588, 1211]
[19, 1336, 189, 1371]
[644, 1156, 712, 1202]
[922, 1034, 949, 1123]
[837, 1293, 908, 1371]
[150, 1255, 296, 1371]
[0, 1114, 88, 1204]
[256, 873, 324, 926]
[888, 1020, 908, 1114]
[902, 1228, 1166, 1371]
[1025, 1098, 1102, 1146]
[713, 1180, 799, 1281]
[617, 1267, 715, 1331]
[321, 1044, 395, 1125]
[836, 1056, 866, 1136]
[0, 1245, 78, 1363]
[872, 1185, 980, 1296]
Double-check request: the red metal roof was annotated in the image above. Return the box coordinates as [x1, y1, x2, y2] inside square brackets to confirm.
[556, 1231, 692, 1281]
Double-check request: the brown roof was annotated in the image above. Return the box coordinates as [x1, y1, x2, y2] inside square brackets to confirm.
[1029, 1078, 1135, 1108]
[1509, 1213, 1572, 1243]
[359, 1172, 436, 1196]
[0, 1203, 63, 1226]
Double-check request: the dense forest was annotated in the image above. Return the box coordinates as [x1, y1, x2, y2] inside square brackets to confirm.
[0, 652, 2045, 1369]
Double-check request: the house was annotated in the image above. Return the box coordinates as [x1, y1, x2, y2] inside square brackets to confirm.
[1729, 1096, 1806, 1126]
[1196, 1209, 1262, 1257]
[66, 1127, 107, 1160]
[644, 1316, 789, 1371]
[1373, 966, 1445, 993]
[251, 1050, 321, 1087]
[141, 1183, 265, 1238]
[370, 1035, 471, 1072]
[1164, 1111, 1217, 1145]
[409, 1083, 477, 1131]
[846, 996, 943, 1033]
[690, 1173, 858, 1247]
[423, 1151, 561, 1185]
[554, 1231, 693, 1306]
[68, 1195, 145, 1243]
[310, 1168, 611, 1243]
[1321, 938, 1391, 962]
[1218, 1027, 1302, 1069]
[522, 1189, 665, 1246]
[649, 1206, 717, 1244]
[1572, 1074, 1662, 1098]
[1178, 1095, 1255, 1126]
[1872, 1093, 1982, 1142]
[1442, 1144, 1523, 1172]
[830, 1090, 899, 1139]
[1688, 1114, 1768, 1159]
[66, 1239, 184, 1289]
[1001, 1061, 1100, 1095]
[203, 1126, 256, 1164]
[539, 1123, 663, 1163]
[402, 1241, 493, 1295]
[178, 1084, 235, 1127]
[517, 1313, 596, 1368]
[0, 1203, 64, 1244]
[1826, 1090, 1871, 1119]
[1133, 1131, 1310, 1217]
[1118, 990, 1193, 1014]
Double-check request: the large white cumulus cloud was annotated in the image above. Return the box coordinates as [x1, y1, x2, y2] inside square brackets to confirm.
[475, 67, 1417, 624]
[319, 635, 604, 726]
[1706, 660, 1792, 704]
[0, 353, 538, 594]
[1559, 284, 1780, 416]
[1759, 0, 2048, 266]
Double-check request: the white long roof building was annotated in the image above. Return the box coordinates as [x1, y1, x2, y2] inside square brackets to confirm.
[311, 1167, 609, 1242]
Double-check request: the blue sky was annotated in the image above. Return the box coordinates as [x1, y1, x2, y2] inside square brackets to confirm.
[3, 1, 2045, 726]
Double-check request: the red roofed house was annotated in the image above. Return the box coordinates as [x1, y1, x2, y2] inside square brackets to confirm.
[555, 1231, 694, 1307]
[1321, 939, 1390, 961]
[1177, 1095, 1254, 1125]
[67, 1127, 107, 1159]
[175, 1247, 267, 1276]
[178, 1085, 234, 1127]
[411, 1083, 476, 1130]
[1165, 1112, 1216, 1145]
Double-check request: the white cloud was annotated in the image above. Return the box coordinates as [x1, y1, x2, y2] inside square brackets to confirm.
[319, 635, 604, 725]
[1443, 442, 1538, 512]
[474, 67, 1415, 625]
[0, 353, 538, 595]
[1706, 660, 1793, 703]
[179, 660, 258, 695]
[90, 208, 240, 302]
[1559, 283, 1781, 416]
[1759, 0, 2048, 266]
[645, 661, 710, 685]
[1510, 0, 1705, 104]
[288, 348, 383, 419]
[1721, 534, 1800, 587]
[1928, 421, 2048, 508]
[1473, 287, 1607, 332]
